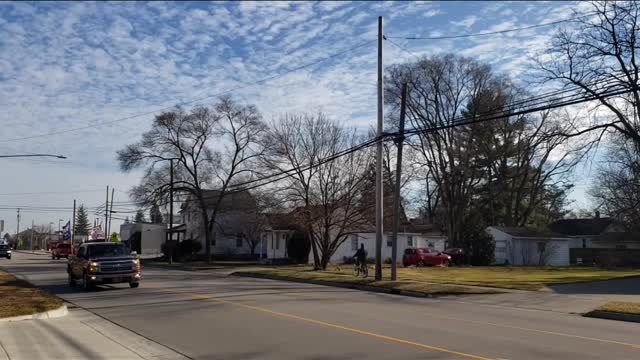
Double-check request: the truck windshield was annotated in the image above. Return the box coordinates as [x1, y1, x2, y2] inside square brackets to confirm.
[87, 244, 130, 258]
[0, 245, 8, 250]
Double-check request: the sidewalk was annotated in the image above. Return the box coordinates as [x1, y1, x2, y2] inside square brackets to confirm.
[0, 306, 190, 360]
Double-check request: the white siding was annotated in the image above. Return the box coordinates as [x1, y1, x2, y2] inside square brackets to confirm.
[510, 239, 569, 266]
[309, 233, 446, 264]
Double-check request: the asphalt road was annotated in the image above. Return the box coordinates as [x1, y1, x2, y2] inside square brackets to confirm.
[2, 252, 639, 360]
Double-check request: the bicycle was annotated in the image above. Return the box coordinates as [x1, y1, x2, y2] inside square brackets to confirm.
[352, 260, 368, 278]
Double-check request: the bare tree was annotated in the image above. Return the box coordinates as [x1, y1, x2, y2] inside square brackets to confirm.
[537, 241, 561, 266]
[265, 113, 370, 269]
[591, 136, 640, 231]
[118, 96, 266, 262]
[540, 1, 640, 145]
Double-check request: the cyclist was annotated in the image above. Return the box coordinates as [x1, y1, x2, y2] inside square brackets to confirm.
[353, 244, 367, 270]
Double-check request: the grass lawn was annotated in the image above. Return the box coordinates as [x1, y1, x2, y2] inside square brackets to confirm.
[0, 271, 63, 319]
[236, 266, 502, 296]
[239, 265, 640, 291]
[591, 302, 640, 316]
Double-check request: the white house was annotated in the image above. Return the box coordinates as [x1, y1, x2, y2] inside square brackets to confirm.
[181, 190, 265, 256]
[325, 230, 446, 264]
[487, 226, 570, 266]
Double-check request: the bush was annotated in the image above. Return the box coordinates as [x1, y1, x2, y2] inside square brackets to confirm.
[287, 230, 311, 264]
[384, 257, 393, 264]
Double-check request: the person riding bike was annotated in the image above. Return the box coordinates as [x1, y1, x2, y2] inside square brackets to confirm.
[353, 244, 367, 269]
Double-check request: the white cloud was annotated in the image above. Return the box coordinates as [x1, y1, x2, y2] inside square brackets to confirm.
[451, 15, 478, 28]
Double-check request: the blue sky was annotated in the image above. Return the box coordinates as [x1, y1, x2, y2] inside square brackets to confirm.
[0, 1, 595, 234]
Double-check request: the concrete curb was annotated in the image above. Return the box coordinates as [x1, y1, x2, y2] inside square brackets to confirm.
[585, 311, 640, 323]
[0, 305, 68, 322]
[233, 272, 443, 298]
[12, 250, 50, 256]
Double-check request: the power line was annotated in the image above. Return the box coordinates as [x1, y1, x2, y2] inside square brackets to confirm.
[0, 40, 375, 144]
[388, 13, 594, 41]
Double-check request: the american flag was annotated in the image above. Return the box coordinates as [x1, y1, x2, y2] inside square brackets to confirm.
[62, 221, 71, 241]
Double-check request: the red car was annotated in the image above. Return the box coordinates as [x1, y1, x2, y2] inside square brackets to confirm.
[52, 243, 72, 260]
[403, 248, 452, 267]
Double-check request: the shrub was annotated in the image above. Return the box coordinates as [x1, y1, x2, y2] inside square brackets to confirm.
[287, 230, 311, 263]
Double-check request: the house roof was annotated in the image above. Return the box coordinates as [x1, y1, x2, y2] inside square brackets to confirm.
[548, 218, 614, 236]
[492, 226, 562, 238]
[181, 189, 256, 213]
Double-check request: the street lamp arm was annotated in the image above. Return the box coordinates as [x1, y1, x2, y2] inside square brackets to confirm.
[0, 154, 67, 159]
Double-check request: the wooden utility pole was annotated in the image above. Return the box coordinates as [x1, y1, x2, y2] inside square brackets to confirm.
[72, 200, 76, 246]
[104, 186, 109, 241]
[30, 219, 34, 253]
[375, 15, 384, 281]
[16, 208, 20, 248]
[108, 188, 115, 241]
[391, 83, 407, 281]
[168, 158, 174, 264]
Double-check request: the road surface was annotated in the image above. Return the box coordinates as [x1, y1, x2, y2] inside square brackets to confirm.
[2, 252, 639, 360]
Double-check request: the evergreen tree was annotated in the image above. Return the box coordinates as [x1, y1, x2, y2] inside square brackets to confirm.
[134, 209, 147, 223]
[74, 205, 91, 235]
[150, 203, 164, 224]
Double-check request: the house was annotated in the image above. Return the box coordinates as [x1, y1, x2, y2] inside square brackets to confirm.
[299, 203, 448, 265]
[548, 213, 639, 249]
[487, 226, 570, 266]
[549, 213, 640, 266]
[181, 190, 262, 256]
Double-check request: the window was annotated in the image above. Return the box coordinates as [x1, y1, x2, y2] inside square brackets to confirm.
[537, 242, 546, 253]
[427, 242, 434, 248]
[351, 235, 358, 251]
[496, 247, 506, 254]
[404, 249, 414, 255]
[387, 236, 392, 247]
[211, 236, 216, 247]
[407, 236, 414, 247]
[582, 239, 587, 248]
[236, 234, 243, 248]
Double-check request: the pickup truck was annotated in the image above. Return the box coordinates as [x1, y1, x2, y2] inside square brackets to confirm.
[67, 242, 141, 290]
[0, 244, 11, 260]
[52, 242, 72, 259]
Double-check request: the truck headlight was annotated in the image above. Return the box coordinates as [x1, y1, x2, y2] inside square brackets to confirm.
[88, 262, 99, 273]
[132, 259, 141, 272]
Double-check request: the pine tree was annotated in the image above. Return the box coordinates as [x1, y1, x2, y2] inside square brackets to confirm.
[74, 205, 91, 235]
[150, 203, 164, 224]
[134, 209, 147, 223]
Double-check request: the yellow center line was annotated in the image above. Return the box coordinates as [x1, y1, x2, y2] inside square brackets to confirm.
[153, 287, 493, 360]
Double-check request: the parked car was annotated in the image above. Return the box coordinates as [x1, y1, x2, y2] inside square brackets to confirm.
[403, 248, 452, 267]
[0, 244, 11, 260]
[443, 248, 465, 265]
[52, 243, 72, 259]
[67, 242, 141, 290]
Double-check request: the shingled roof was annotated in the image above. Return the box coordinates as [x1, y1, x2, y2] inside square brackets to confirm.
[492, 226, 562, 238]
[548, 218, 614, 236]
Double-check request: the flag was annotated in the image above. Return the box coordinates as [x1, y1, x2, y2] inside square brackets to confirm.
[62, 221, 71, 241]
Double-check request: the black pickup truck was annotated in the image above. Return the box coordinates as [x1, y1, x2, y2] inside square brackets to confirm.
[68, 242, 141, 290]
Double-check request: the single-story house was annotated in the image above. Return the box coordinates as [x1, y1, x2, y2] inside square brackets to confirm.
[549, 214, 639, 249]
[487, 226, 570, 266]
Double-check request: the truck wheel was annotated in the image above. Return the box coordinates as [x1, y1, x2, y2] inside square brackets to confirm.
[82, 272, 93, 291]
[129, 282, 139, 288]
[51, 255, 55, 260]
[417, 260, 425, 267]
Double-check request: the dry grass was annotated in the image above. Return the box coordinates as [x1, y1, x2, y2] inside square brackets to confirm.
[592, 301, 640, 315]
[241, 265, 640, 291]
[0, 271, 63, 319]
[237, 266, 501, 296]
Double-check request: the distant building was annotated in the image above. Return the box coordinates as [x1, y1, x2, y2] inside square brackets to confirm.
[487, 226, 570, 266]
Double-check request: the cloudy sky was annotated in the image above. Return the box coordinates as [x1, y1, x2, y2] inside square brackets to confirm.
[0, 1, 595, 235]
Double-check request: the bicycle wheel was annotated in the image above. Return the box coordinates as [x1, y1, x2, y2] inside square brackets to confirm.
[352, 263, 360, 277]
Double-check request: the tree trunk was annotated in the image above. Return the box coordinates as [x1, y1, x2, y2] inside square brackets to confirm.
[201, 207, 211, 262]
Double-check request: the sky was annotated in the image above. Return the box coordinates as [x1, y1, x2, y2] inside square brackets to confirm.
[0, 1, 597, 236]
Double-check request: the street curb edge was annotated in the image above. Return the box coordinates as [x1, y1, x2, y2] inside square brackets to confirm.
[584, 311, 640, 323]
[0, 305, 68, 323]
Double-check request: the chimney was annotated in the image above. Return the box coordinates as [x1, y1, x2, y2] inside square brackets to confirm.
[595, 210, 600, 219]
